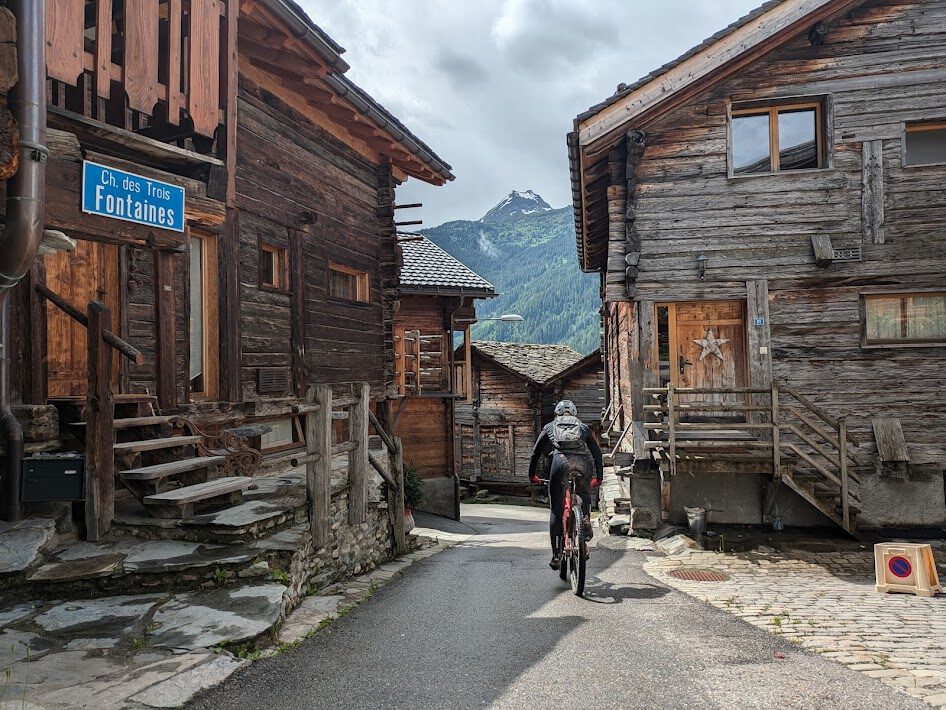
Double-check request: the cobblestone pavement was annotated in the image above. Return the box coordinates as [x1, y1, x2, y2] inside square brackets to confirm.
[643, 543, 946, 707]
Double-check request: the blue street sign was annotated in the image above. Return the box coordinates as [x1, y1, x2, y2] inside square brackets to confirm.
[82, 160, 185, 232]
[754, 318, 765, 326]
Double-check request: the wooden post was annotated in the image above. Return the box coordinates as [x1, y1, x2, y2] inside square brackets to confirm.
[154, 249, 176, 410]
[349, 382, 369, 525]
[667, 384, 677, 478]
[85, 301, 114, 541]
[307, 385, 332, 547]
[390, 434, 407, 555]
[771, 381, 781, 479]
[838, 416, 850, 532]
[412, 330, 422, 395]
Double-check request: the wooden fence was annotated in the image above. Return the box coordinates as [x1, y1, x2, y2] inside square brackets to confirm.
[292, 384, 408, 555]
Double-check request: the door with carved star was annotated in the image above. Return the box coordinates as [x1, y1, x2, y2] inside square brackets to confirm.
[663, 301, 748, 420]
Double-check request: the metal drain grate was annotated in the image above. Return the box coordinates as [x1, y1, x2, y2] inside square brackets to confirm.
[668, 568, 730, 582]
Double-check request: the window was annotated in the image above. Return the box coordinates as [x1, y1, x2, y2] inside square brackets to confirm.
[904, 122, 946, 166]
[260, 241, 289, 290]
[863, 293, 946, 346]
[731, 102, 825, 175]
[260, 417, 304, 452]
[328, 263, 369, 302]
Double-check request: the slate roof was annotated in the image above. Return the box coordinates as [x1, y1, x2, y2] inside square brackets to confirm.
[398, 234, 495, 297]
[472, 341, 585, 385]
[575, 0, 785, 123]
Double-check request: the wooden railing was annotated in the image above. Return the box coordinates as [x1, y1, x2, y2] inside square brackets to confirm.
[643, 382, 862, 532]
[35, 283, 142, 541]
[291, 384, 408, 555]
[400, 330, 447, 395]
[45, 0, 232, 148]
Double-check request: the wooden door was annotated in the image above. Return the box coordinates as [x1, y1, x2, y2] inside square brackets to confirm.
[44, 240, 121, 397]
[480, 425, 513, 479]
[666, 301, 747, 417]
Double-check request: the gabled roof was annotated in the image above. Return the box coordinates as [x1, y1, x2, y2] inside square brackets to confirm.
[243, 1, 454, 186]
[570, 0, 866, 271]
[472, 342, 585, 386]
[545, 349, 602, 386]
[398, 234, 495, 297]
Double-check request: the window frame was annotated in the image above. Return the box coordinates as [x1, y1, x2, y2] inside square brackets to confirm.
[902, 120, 946, 168]
[259, 416, 305, 454]
[860, 289, 946, 348]
[188, 230, 220, 401]
[728, 99, 828, 178]
[259, 239, 290, 293]
[328, 262, 370, 304]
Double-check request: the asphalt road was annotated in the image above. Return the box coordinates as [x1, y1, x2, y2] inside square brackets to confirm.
[190, 504, 924, 710]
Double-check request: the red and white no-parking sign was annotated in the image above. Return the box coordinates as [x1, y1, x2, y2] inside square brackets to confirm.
[875, 544, 941, 597]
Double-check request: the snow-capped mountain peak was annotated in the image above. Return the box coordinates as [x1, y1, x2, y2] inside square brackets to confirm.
[479, 190, 553, 223]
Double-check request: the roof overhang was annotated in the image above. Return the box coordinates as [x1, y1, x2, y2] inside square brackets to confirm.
[398, 285, 497, 299]
[571, 0, 867, 272]
[241, 0, 454, 186]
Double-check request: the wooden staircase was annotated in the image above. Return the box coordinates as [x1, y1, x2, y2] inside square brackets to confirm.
[640, 383, 868, 536]
[69, 393, 258, 520]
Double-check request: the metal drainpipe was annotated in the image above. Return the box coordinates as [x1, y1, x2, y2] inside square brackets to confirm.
[1, 0, 47, 522]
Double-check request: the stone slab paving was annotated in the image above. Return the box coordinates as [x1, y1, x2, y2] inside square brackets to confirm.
[0, 541, 451, 708]
[643, 542, 946, 707]
[0, 518, 57, 574]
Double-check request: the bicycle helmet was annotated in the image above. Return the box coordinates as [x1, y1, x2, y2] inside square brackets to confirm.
[554, 400, 577, 417]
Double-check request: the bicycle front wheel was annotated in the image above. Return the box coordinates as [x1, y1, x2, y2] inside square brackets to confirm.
[570, 507, 586, 596]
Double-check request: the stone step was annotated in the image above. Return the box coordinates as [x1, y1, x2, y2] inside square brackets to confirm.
[72, 415, 179, 430]
[143, 477, 253, 519]
[114, 435, 201, 454]
[120, 456, 227, 482]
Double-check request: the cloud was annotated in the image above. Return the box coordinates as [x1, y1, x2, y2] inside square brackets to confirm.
[491, 0, 621, 76]
[298, 0, 763, 228]
[436, 49, 491, 87]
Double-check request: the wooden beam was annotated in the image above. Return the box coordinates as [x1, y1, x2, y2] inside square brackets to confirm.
[308, 385, 333, 548]
[84, 301, 115, 541]
[154, 249, 177, 410]
[349, 382, 370, 525]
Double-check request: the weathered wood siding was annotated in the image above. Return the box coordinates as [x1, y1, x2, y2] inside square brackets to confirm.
[456, 356, 538, 485]
[236, 75, 396, 402]
[394, 296, 455, 478]
[547, 366, 605, 430]
[608, 0, 946, 465]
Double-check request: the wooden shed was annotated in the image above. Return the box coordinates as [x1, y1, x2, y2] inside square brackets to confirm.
[456, 342, 602, 489]
[393, 233, 495, 518]
[569, 0, 946, 534]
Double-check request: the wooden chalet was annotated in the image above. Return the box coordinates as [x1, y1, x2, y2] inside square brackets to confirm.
[393, 233, 495, 518]
[0, 0, 453, 543]
[569, 0, 946, 534]
[456, 342, 602, 489]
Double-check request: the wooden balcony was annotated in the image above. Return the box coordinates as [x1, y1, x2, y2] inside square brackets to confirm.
[45, 0, 234, 159]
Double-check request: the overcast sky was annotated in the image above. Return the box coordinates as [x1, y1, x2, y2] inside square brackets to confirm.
[299, 0, 762, 228]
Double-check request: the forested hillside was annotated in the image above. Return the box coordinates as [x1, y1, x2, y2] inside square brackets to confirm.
[420, 193, 600, 354]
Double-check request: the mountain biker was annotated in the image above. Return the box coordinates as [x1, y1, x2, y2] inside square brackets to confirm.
[528, 400, 603, 571]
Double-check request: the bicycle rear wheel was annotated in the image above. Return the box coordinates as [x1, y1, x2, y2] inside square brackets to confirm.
[569, 506, 586, 596]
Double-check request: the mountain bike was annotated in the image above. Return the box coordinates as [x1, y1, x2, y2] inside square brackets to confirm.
[557, 469, 587, 597]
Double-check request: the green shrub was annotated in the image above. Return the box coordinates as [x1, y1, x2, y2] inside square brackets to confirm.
[403, 463, 425, 509]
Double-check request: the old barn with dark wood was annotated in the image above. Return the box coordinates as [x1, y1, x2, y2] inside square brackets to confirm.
[0, 0, 452, 587]
[393, 233, 495, 518]
[456, 342, 602, 489]
[570, 0, 946, 534]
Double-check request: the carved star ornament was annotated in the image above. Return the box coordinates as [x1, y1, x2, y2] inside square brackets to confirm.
[693, 328, 730, 362]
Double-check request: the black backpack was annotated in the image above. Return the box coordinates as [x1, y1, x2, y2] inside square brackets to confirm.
[550, 415, 587, 453]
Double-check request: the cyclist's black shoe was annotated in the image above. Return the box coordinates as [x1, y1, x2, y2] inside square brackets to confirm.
[585, 520, 594, 541]
[549, 554, 562, 570]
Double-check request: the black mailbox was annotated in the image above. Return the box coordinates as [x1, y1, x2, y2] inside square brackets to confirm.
[21, 454, 85, 502]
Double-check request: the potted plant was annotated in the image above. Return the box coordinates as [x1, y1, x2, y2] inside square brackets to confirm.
[402, 463, 425, 533]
